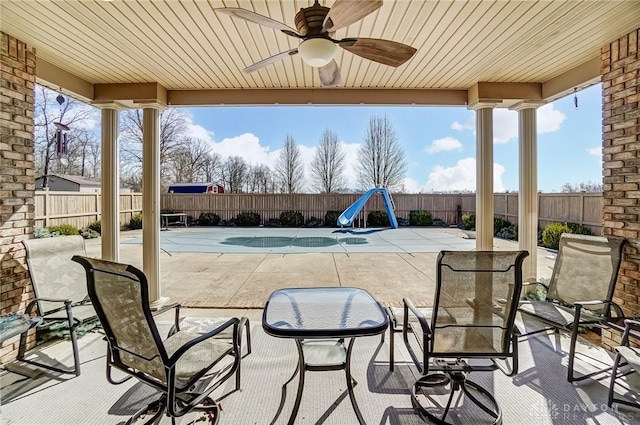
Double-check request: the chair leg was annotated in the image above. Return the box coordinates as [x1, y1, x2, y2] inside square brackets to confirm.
[567, 323, 612, 383]
[411, 373, 502, 425]
[608, 353, 622, 407]
[389, 322, 395, 372]
[16, 312, 82, 376]
[243, 317, 252, 357]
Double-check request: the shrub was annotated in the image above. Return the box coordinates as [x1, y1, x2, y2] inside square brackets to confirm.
[34, 227, 59, 238]
[47, 224, 79, 236]
[461, 213, 475, 230]
[541, 222, 571, 249]
[87, 220, 101, 234]
[409, 210, 433, 226]
[129, 213, 143, 230]
[324, 211, 341, 227]
[367, 211, 390, 227]
[397, 217, 410, 227]
[198, 212, 220, 226]
[304, 217, 323, 228]
[432, 218, 448, 227]
[236, 211, 260, 227]
[80, 229, 100, 239]
[280, 210, 304, 227]
[567, 222, 593, 236]
[493, 217, 512, 235]
[496, 225, 518, 241]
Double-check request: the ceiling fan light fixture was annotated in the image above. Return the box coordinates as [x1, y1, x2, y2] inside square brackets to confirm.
[298, 38, 337, 67]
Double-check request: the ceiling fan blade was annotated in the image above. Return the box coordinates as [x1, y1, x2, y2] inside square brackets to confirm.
[323, 0, 383, 32]
[244, 49, 299, 73]
[339, 38, 417, 67]
[216, 8, 300, 37]
[318, 59, 341, 87]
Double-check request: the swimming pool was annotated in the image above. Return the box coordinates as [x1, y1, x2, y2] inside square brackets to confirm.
[123, 227, 475, 254]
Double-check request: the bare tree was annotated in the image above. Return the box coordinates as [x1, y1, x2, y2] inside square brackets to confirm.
[560, 181, 603, 193]
[310, 129, 346, 193]
[34, 86, 99, 186]
[119, 108, 189, 181]
[220, 156, 248, 193]
[274, 134, 305, 193]
[202, 152, 223, 184]
[169, 138, 212, 183]
[356, 114, 407, 191]
[245, 164, 273, 193]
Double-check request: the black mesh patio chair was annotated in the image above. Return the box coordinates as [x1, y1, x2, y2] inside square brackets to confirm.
[20, 235, 96, 376]
[400, 250, 528, 425]
[72, 255, 245, 425]
[607, 319, 640, 410]
[518, 234, 625, 382]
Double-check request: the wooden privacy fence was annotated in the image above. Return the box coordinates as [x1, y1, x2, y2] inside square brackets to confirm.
[34, 190, 142, 229]
[33, 191, 603, 234]
[163, 192, 603, 233]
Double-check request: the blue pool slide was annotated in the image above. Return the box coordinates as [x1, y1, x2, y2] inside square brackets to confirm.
[337, 188, 398, 229]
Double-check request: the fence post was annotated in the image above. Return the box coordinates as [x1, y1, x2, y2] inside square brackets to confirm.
[44, 188, 50, 227]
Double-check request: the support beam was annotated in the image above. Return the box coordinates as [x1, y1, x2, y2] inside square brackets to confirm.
[542, 57, 600, 102]
[99, 107, 122, 262]
[473, 104, 496, 251]
[467, 82, 542, 106]
[168, 88, 468, 106]
[142, 106, 167, 307]
[512, 102, 543, 282]
[36, 58, 94, 103]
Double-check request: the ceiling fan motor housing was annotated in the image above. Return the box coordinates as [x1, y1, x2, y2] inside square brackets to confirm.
[295, 3, 330, 37]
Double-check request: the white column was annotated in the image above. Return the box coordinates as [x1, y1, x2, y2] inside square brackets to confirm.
[100, 108, 120, 262]
[512, 103, 541, 283]
[473, 104, 496, 251]
[142, 106, 167, 307]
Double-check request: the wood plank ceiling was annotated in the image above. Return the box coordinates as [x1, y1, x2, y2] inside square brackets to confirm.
[1, 0, 639, 91]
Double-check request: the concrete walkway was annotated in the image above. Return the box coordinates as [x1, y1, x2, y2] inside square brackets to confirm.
[85, 228, 557, 309]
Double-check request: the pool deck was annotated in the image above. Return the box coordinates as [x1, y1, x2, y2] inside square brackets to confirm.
[87, 227, 557, 309]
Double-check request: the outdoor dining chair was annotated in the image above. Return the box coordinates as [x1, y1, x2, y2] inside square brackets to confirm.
[399, 250, 528, 425]
[607, 319, 640, 410]
[518, 234, 625, 382]
[72, 255, 245, 424]
[20, 235, 96, 376]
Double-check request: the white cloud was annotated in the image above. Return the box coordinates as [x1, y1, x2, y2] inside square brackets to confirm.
[185, 122, 215, 142]
[450, 104, 566, 144]
[588, 147, 602, 156]
[205, 131, 363, 191]
[451, 120, 473, 132]
[422, 157, 505, 192]
[424, 137, 462, 154]
[402, 178, 422, 193]
[210, 133, 278, 166]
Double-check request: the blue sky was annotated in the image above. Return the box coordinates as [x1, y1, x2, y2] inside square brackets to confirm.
[178, 83, 603, 193]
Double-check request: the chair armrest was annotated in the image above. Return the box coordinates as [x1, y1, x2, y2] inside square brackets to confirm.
[152, 302, 180, 317]
[26, 297, 73, 316]
[167, 317, 239, 366]
[620, 319, 640, 346]
[522, 281, 549, 290]
[403, 298, 431, 335]
[151, 302, 181, 334]
[574, 300, 607, 307]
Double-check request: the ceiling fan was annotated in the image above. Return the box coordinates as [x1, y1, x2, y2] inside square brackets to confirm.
[215, 0, 417, 87]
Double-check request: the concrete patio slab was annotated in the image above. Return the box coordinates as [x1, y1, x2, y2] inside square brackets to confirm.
[84, 228, 557, 309]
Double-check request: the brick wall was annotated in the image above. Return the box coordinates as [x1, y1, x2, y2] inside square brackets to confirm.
[601, 28, 640, 350]
[0, 33, 36, 363]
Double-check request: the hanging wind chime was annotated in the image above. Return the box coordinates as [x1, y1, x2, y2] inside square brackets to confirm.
[573, 88, 579, 110]
[54, 92, 69, 166]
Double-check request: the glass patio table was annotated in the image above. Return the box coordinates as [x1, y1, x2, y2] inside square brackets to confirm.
[262, 287, 389, 425]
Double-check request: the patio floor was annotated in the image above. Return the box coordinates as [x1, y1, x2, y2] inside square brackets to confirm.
[99, 228, 557, 308]
[1, 310, 639, 424]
